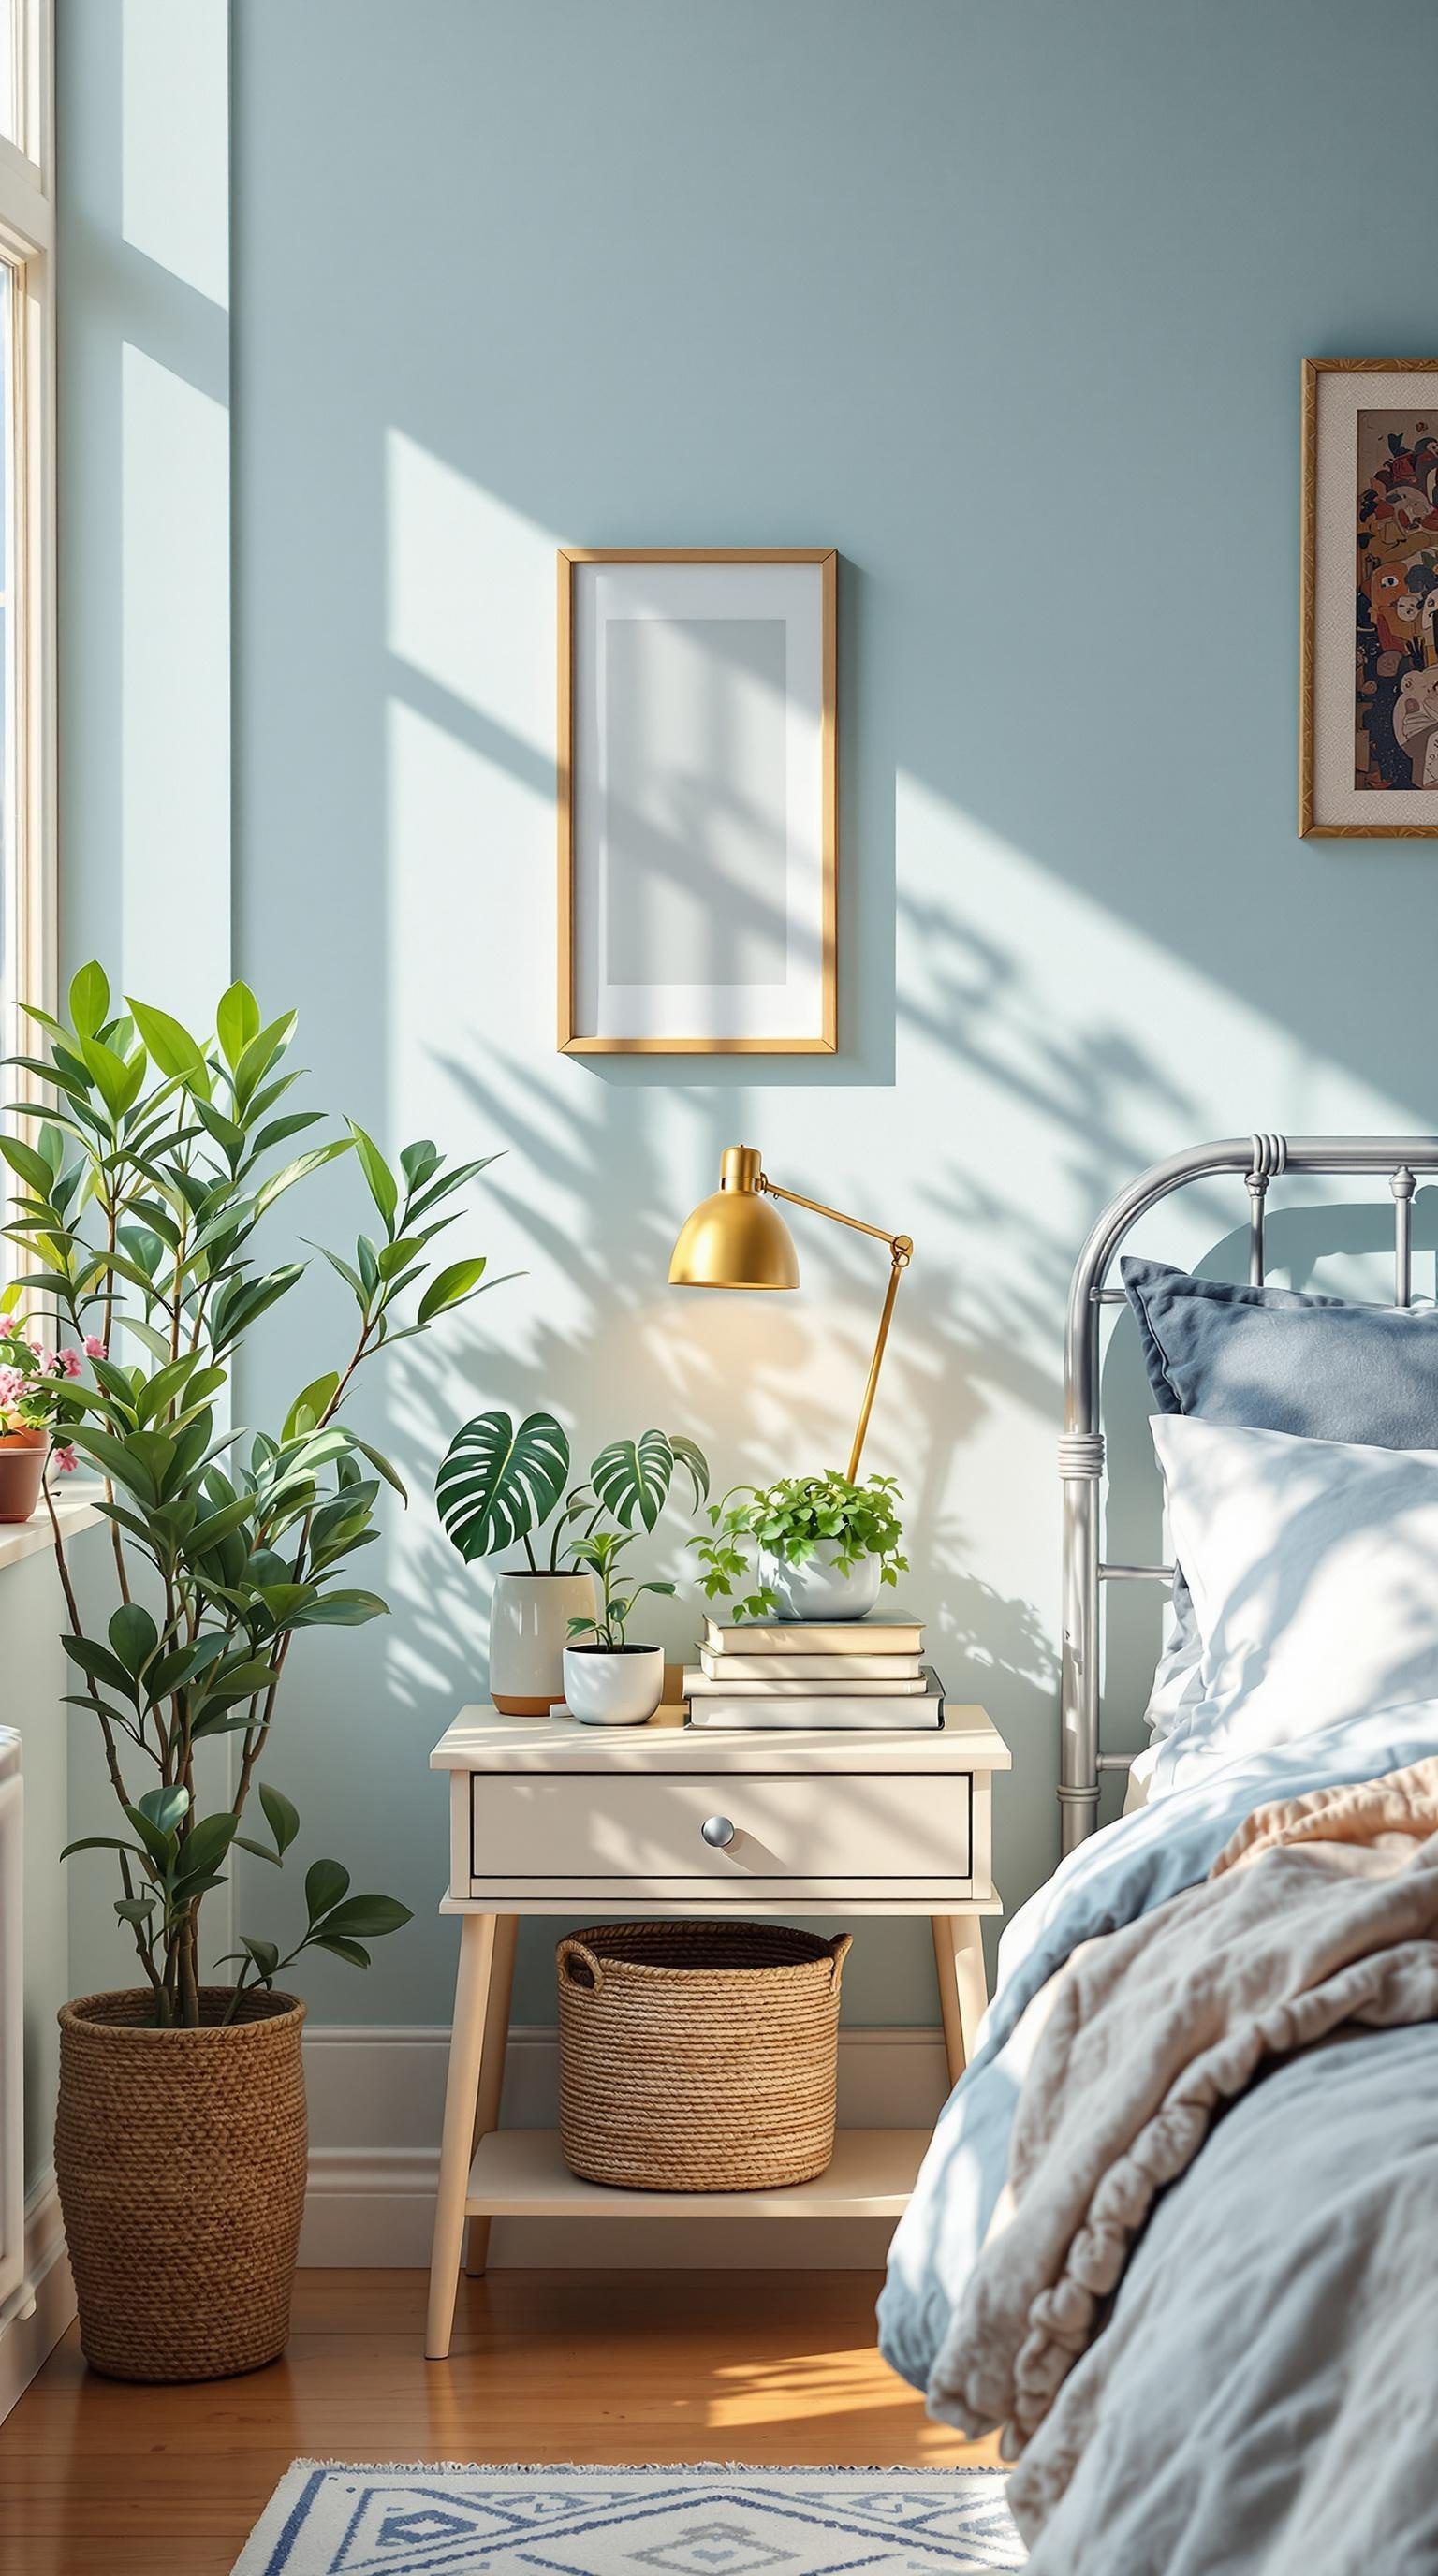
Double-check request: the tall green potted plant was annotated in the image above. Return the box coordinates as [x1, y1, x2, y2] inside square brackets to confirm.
[5, 964, 503, 2381]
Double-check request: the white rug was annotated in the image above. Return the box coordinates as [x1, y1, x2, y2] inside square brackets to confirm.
[232, 2461, 1024, 2575]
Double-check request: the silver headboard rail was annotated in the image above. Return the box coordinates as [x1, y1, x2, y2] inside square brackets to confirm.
[1059, 1134, 1438, 1853]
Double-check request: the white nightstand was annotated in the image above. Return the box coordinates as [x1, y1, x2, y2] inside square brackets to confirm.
[424, 1701, 1011, 2358]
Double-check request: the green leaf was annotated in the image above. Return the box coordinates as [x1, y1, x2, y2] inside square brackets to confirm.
[125, 996, 208, 1089]
[180, 1810, 240, 1880]
[0, 1133, 59, 1196]
[68, 961, 110, 1038]
[591, 1429, 674, 1533]
[283, 1371, 340, 1442]
[108, 1603, 159, 1676]
[252, 1139, 352, 1222]
[399, 1139, 439, 1187]
[309, 1933, 372, 1969]
[258, 1780, 300, 1855]
[435, 1410, 569, 1563]
[293, 1588, 389, 1626]
[238, 1933, 280, 1982]
[349, 1433, 407, 1500]
[115, 1895, 157, 1925]
[137, 1783, 190, 1835]
[215, 981, 261, 1069]
[60, 1835, 148, 1863]
[304, 1857, 350, 1922]
[347, 1122, 397, 1230]
[417, 1255, 489, 1325]
[667, 1434, 710, 1511]
[315, 1893, 413, 1939]
[232, 1011, 298, 1108]
[62, 1633, 140, 1700]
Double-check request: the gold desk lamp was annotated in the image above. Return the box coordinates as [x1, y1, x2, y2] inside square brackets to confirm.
[668, 1145, 913, 1481]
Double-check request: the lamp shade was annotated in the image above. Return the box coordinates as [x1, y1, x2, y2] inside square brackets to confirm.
[668, 1145, 800, 1291]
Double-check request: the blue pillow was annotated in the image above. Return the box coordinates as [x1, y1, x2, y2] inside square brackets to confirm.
[1121, 1258, 1438, 1736]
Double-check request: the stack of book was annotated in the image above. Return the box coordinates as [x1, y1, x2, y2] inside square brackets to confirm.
[684, 1611, 942, 1728]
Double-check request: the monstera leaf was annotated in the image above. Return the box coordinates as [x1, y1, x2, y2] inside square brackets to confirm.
[436, 1410, 570, 1562]
[590, 1427, 708, 1531]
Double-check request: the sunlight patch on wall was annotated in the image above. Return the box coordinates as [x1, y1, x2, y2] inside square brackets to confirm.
[386, 428, 554, 753]
[121, 342, 229, 1009]
[121, 0, 229, 309]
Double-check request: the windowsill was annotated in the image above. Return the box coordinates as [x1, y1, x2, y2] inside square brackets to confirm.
[0, 1483, 105, 1576]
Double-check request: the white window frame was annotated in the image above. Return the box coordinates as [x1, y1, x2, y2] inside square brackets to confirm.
[0, 0, 54, 1065]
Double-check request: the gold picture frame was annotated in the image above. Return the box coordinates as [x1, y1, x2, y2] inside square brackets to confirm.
[1300, 358, 1438, 837]
[557, 547, 837, 1053]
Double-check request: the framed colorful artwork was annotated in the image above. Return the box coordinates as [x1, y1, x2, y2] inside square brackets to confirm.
[556, 549, 837, 1053]
[1301, 359, 1438, 835]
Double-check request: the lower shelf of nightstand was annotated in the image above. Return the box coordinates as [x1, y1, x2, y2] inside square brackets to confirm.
[464, 2127, 928, 2220]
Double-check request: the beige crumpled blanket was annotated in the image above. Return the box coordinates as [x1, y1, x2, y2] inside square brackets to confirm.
[929, 1756, 1438, 2452]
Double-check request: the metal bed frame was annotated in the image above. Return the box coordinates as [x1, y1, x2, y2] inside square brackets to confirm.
[1059, 1134, 1438, 1853]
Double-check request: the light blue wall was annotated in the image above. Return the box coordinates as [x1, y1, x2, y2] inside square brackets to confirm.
[57, 2, 1438, 2037]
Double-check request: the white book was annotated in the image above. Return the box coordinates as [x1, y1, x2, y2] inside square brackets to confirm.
[702, 1612, 924, 1656]
[686, 1666, 927, 1696]
[686, 1671, 946, 1729]
[697, 1649, 924, 1681]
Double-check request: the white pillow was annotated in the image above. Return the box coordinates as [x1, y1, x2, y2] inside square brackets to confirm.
[1149, 1416, 1438, 1795]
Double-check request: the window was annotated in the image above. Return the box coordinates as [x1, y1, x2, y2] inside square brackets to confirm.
[0, 0, 52, 1108]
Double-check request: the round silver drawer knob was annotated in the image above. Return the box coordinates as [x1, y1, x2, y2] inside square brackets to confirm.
[701, 1814, 737, 1849]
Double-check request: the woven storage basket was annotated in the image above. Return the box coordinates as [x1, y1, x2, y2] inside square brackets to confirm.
[55, 1986, 306, 2382]
[557, 1921, 851, 2191]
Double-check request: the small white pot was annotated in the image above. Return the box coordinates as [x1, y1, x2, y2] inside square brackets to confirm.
[758, 1541, 883, 1622]
[562, 1643, 665, 1727]
[490, 1571, 597, 1713]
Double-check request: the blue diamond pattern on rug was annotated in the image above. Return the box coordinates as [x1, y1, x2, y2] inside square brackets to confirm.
[231, 2465, 1025, 2576]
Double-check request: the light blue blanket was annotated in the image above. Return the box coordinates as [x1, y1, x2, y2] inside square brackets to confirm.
[881, 1700, 1438, 2421]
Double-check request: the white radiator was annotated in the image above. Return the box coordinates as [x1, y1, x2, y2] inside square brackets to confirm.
[0, 1728, 24, 2328]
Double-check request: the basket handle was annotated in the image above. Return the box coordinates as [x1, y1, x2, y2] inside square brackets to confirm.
[827, 1933, 853, 1991]
[557, 1937, 604, 1993]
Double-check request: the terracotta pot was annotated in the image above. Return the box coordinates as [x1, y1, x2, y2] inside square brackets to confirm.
[489, 1569, 597, 1713]
[0, 1429, 46, 1524]
[55, 1986, 307, 2382]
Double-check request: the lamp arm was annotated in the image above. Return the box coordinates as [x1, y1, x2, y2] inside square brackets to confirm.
[760, 1176, 913, 1480]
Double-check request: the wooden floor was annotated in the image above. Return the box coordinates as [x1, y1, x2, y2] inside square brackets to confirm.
[0, 2269, 998, 2576]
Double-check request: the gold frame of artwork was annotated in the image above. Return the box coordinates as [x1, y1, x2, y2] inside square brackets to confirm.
[1300, 358, 1438, 837]
[556, 547, 838, 1053]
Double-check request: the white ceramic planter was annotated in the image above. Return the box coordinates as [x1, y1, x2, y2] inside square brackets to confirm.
[758, 1541, 883, 1623]
[562, 1643, 665, 1727]
[489, 1572, 597, 1714]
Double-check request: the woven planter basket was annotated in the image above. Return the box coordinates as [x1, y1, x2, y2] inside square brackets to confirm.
[55, 1986, 307, 2382]
[557, 1921, 851, 2192]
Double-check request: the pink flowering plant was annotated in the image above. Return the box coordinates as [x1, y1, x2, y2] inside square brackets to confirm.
[0, 1321, 87, 1467]
[3, 960, 507, 2027]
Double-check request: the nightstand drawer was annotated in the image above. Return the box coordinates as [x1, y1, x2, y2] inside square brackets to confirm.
[469, 1769, 971, 1883]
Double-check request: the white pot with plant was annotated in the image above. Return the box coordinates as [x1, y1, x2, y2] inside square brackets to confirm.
[559, 1432, 710, 1723]
[435, 1410, 595, 1710]
[7, 961, 504, 2381]
[692, 1471, 908, 1623]
[436, 1418, 709, 1716]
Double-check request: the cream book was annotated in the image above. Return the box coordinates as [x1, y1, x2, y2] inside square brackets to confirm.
[702, 1612, 924, 1656]
[686, 1665, 927, 1696]
[686, 1670, 945, 1728]
[697, 1648, 923, 1682]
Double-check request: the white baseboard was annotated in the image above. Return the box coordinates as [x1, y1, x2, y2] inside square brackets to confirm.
[300, 2023, 948, 2269]
[0, 2175, 75, 2422]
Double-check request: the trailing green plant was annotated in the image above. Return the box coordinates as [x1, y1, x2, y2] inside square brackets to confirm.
[435, 1413, 708, 1570]
[4, 960, 510, 2026]
[690, 1470, 907, 1622]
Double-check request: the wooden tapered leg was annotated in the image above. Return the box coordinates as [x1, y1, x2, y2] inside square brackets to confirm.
[932, 1914, 989, 2088]
[425, 1912, 496, 2361]
[464, 1911, 518, 2276]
